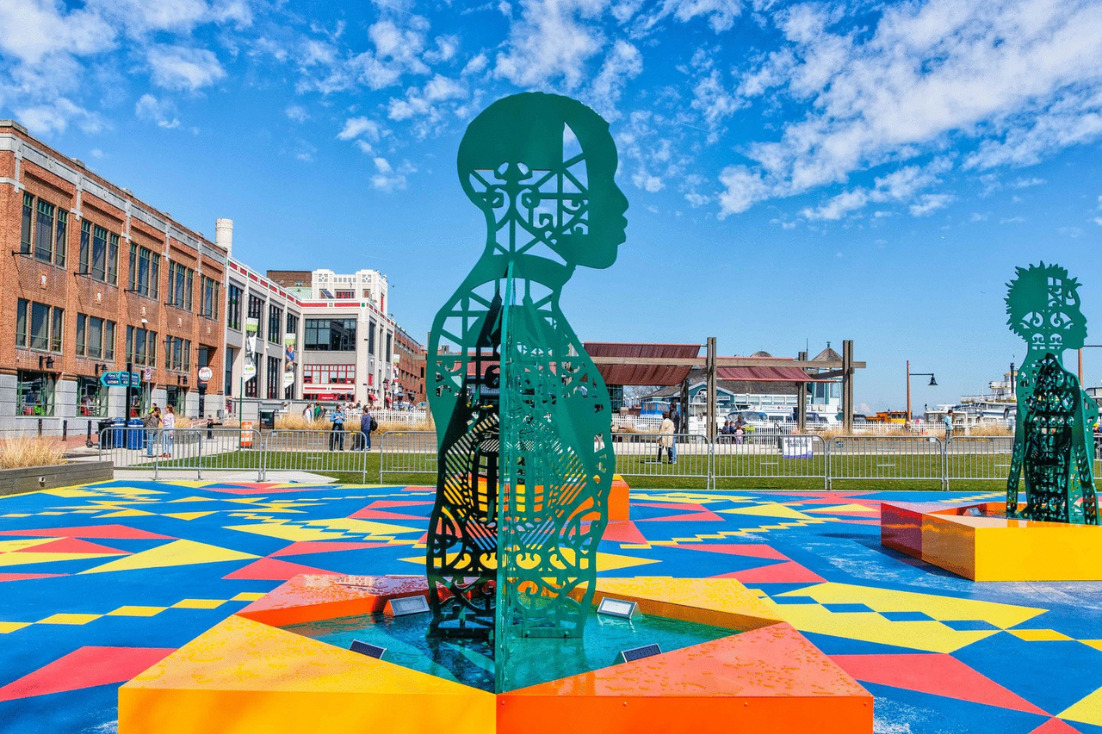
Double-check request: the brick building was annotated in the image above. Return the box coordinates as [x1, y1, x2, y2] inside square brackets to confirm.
[0, 120, 227, 434]
[394, 325, 426, 406]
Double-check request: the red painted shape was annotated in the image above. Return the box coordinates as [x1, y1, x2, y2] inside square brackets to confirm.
[270, 541, 390, 557]
[222, 557, 340, 581]
[599, 521, 647, 544]
[639, 510, 725, 522]
[14, 537, 127, 555]
[0, 573, 66, 582]
[363, 500, 435, 509]
[0, 646, 175, 702]
[675, 543, 788, 560]
[881, 502, 945, 558]
[831, 653, 1047, 715]
[1027, 718, 1085, 734]
[238, 574, 433, 627]
[0, 525, 170, 540]
[719, 560, 826, 584]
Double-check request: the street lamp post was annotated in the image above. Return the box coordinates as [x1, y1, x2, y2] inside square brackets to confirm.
[906, 360, 937, 422]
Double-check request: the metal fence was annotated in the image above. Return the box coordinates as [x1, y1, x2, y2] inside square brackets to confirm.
[713, 433, 829, 488]
[96, 427, 1096, 490]
[378, 431, 437, 482]
[611, 433, 711, 482]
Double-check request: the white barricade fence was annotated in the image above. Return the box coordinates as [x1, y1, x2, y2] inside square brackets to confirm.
[713, 432, 828, 488]
[196, 427, 264, 479]
[98, 426, 159, 471]
[827, 435, 946, 489]
[944, 435, 1014, 486]
[378, 430, 438, 482]
[262, 428, 370, 482]
[610, 433, 710, 480]
[150, 428, 202, 479]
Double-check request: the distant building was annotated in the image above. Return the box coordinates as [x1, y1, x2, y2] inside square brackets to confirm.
[394, 326, 426, 406]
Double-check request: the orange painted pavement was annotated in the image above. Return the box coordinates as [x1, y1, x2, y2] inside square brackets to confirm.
[236, 574, 433, 627]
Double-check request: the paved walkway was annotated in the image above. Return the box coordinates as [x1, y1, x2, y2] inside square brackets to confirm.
[0, 480, 1099, 733]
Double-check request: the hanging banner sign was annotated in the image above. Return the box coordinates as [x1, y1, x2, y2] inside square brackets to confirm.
[285, 334, 296, 363]
[245, 317, 259, 334]
[242, 357, 256, 380]
[283, 370, 295, 388]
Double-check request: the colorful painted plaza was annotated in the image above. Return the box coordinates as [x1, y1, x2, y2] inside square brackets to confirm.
[0, 479, 1100, 733]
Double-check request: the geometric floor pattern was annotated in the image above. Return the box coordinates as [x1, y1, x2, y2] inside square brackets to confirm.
[1, 480, 1101, 734]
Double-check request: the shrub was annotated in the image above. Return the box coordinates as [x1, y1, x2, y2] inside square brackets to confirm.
[0, 438, 66, 469]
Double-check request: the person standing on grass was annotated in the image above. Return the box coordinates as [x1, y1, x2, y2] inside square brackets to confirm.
[363, 406, 378, 451]
[162, 405, 176, 458]
[143, 405, 161, 458]
[329, 403, 346, 451]
[944, 410, 954, 441]
[659, 410, 676, 464]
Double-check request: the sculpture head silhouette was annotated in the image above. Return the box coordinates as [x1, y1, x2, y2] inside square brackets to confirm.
[1006, 262, 1088, 356]
[458, 92, 628, 271]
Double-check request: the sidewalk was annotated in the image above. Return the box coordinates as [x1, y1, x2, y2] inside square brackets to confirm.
[113, 469, 339, 483]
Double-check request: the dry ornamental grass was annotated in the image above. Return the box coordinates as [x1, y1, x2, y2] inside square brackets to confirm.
[0, 437, 66, 469]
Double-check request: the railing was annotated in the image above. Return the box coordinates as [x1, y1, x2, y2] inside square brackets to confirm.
[828, 435, 946, 489]
[378, 430, 437, 482]
[713, 433, 828, 488]
[262, 429, 371, 483]
[97, 428, 1096, 491]
[610, 433, 710, 481]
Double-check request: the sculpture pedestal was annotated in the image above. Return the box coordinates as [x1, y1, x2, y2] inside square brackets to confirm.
[882, 500, 1102, 581]
[119, 575, 872, 734]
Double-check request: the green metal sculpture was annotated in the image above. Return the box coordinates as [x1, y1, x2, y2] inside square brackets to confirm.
[425, 93, 626, 663]
[1005, 263, 1098, 524]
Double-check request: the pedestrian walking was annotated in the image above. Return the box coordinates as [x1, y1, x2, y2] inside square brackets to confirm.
[659, 410, 676, 464]
[162, 405, 176, 458]
[329, 404, 346, 451]
[364, 408, 377, 451]
[669, 402, 681, 465]
[143, 405, 161, 458]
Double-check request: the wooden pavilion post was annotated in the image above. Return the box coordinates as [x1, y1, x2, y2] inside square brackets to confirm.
[797, 350, 808, 433]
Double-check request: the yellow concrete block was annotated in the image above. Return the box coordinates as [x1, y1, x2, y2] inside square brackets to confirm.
[119, 615, 495, 734]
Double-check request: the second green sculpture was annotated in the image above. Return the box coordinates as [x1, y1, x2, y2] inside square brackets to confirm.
[1005, 263, 1098, 525]
[425, 93, 627, 670]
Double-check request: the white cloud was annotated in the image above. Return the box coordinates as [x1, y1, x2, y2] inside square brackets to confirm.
[148, 45, 226, 91]
[589, 40, 642, 119]
[1010, 176, 1045, 188]
[494, 0, 608, 90]
[462, 54, 488, 75]
[285, 105, 309, 123]
[387, 75, 467, 134]
[800, 158, 952, 220]
[16, 98, 102, 135]
[716, 0, 1102, 217]
[909, 193, 954, 216]
[717, 165, 768, 218]
[639, 0, 743, 33]
[135, 93, 181, 129]
[338, 116, 382, 142]
[0, 0, 115, 64]
[371, 156, 416, 191]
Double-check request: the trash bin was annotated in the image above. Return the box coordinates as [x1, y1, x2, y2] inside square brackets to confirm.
[109, 418, 127, 449]
[98, 419, 116, 449]
[126, 418, 145, 450]
[260, 410, 276, 431]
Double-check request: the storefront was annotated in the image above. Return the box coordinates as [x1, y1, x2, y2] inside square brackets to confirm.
[17, 370, 54, 416]
[165, 385, 188, 414]
[77, 376, 107, 417]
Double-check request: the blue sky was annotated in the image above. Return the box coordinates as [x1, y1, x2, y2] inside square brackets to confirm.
[2, 0, 1100, 411]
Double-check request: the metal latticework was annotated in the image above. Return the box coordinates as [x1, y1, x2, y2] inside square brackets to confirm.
[424, 92, 627, 687]
[1004, 263, 1098, 524]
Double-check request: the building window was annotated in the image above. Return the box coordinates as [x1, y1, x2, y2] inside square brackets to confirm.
[285, 313, 298, 338]
[16, 299, 63, 353]
[200, 276, 220, 320]
[19, 194, 68, 266]
[268, 305, 282, 343]
[266, 356, 280, 399]
[305, 318, 357, 351]
[127, 244, 161, 298]
[17, 371, 54, 416]
[227, 283, 242, 330]
[79, 221, 119, 285]
[125, 325, 158, 366]
[247, 295, 264, 335]
[76, 314, 116, 360]
[368, 320, 376, 354]
[302, 364, 356, 385]
[166, 337, 192, 371]
[167, 262, 194, 310]
[77, 376, 107, 417]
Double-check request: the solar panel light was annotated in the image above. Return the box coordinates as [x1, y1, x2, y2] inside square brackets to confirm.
[614, 644, 662, 665]
[349, 640, 386, 659]
[384, 595, 431, 617]
[597, 597, 637, 619]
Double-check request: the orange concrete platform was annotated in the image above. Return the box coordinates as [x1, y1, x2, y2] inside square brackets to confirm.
[881, 500, 1102, 581]
[120, 574, 872, 734]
